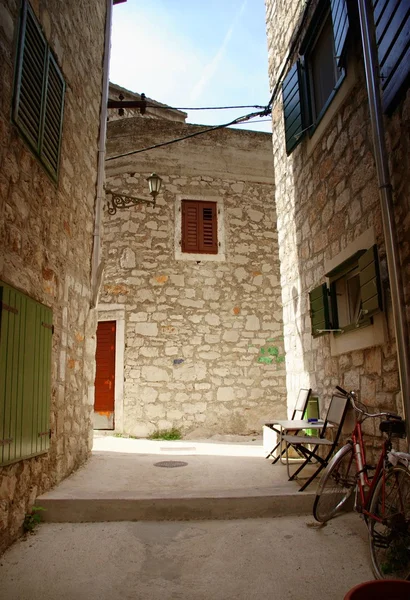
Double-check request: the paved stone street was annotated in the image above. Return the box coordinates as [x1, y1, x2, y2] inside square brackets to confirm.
[0, 514, 373, 600]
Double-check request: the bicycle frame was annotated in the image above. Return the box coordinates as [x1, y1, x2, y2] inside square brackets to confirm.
[350, 419, 389, 523]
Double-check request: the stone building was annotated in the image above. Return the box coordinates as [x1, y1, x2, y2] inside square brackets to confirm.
[0, 0, 122, 552]
[265, 0, 410, 447]
[98, 85, 286, 436]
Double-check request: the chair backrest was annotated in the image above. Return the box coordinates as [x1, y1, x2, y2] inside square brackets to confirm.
[291, 388, 312, 420]
[321, 394, 349, 441]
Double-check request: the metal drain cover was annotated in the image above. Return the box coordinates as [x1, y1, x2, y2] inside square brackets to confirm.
[154, 460, 188, 468]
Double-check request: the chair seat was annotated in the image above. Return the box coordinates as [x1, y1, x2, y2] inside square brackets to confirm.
[283, 392, 350, 491]
[283, 434, 333, 445]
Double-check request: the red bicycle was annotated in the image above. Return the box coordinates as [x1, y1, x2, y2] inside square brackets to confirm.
[313, 386, 410, 580]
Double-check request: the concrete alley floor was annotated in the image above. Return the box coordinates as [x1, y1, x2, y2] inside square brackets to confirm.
[0, 514, 373, 600]
[36, 434, 320, 521]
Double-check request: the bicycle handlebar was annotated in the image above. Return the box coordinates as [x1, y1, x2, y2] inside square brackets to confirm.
[335, 386, 402, 421]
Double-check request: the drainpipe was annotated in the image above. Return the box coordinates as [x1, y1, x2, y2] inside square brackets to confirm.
[358, 0, 410, 447]
[91, 0, 113, 306]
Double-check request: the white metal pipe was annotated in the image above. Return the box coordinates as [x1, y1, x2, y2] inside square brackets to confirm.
[357, 0, 410, 446]
[91, 0, 113, 304]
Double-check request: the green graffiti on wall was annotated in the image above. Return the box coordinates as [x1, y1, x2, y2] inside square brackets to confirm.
[257, 344, 285, 365]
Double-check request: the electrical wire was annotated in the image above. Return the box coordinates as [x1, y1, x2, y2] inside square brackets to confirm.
[144, 103, 267, 111]
[106, 108, 271, 161]
[233, 119, 272, 125]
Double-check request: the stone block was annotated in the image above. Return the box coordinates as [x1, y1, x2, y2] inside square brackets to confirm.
[216, 387, 235, 402]
[141, 366, 169, 382]
[135, 322, 158, 337]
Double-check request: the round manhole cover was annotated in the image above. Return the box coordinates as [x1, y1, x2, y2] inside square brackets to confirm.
[154, 460, 188, 468]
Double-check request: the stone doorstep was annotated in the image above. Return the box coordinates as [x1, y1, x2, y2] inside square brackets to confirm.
[37, 491, 316, 523]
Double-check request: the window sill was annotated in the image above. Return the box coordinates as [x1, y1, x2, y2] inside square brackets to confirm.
[330, 312, 386, 356]
[174, 250, 226, 262]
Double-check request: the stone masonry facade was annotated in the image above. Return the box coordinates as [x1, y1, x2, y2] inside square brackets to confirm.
[0, 0, 107, 552]
[100, 112, 286, 437]
[265, 0, 410, 451]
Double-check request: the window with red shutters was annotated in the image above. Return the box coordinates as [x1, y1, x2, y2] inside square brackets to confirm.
[181, 200, 218, 254]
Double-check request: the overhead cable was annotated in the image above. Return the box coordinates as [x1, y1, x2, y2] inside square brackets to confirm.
[144, 103, 267, 111]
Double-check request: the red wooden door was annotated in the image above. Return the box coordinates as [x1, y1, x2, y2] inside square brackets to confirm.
[94, 321, 116, 427]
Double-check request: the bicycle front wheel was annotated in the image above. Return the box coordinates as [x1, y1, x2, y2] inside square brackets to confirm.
[313, 443, 356, 523]
[368, 464, 410, 580]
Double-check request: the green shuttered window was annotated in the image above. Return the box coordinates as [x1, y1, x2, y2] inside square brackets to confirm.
[309, 245, 383, 337]
[13, 0, 65, 179]
[282, 0, 349, 154]
[0, 282, 53, 466]
[372, 0, 410, 113]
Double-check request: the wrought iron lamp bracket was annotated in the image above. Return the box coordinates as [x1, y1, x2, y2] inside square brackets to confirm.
[106, 190, 156, 215]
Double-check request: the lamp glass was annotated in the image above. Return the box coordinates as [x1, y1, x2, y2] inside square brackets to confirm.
[147, 173, 162, 196]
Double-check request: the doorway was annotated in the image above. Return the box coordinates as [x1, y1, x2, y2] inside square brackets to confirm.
[94, 320, 116, 429]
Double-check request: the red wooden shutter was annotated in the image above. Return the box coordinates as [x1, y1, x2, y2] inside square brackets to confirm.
[181, 200, 218, 254]
[182, 201, 199, 252]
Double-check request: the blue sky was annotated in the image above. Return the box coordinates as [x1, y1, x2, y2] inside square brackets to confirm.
[109, 0, 272, 132]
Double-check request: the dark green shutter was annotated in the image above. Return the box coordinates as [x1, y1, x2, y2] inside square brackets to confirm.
[13, 1, 47, 152]
[358, 245, 383, 318]
[13, 1, 65, 178]
[282, 61, 305, 155]
[41, 53, 65, 176]
[330, 0, 349, 65]
[309, 283, 330, 337]
[0, 282, 52, 466]
[372, 0, 410, 113]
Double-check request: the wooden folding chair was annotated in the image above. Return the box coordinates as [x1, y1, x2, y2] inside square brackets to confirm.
[264, 388, 312, 462]
[283, 393, 349, 492]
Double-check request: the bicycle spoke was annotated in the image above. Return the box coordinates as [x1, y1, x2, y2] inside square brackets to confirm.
[313, 444, 356, 523]
[369, 465, 410, 580]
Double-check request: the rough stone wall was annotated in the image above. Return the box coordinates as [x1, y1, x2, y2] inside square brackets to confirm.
[265, 0, 409, 451]
[0, 0, 106, 552]
[100, 116, 286, 437]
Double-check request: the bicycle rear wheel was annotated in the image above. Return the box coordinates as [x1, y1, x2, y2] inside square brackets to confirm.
[313, 443, 356, 523]
[368, 464, 410, 580]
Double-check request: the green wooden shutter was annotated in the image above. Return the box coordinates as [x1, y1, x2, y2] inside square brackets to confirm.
[309, 283, 330, 337]
[13, 1, 47, 152]
[358, 245, 383, 318]
[13, 1, 65, 178]
[0, 282, 52, 466]
[41, 53, 65, 177]
[372, 0, 410, 113]
[330, 0, 349, 65]
[282, 61, 305, 155]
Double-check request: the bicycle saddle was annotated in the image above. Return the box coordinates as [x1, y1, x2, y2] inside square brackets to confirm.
[379, 418, 406, 437]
